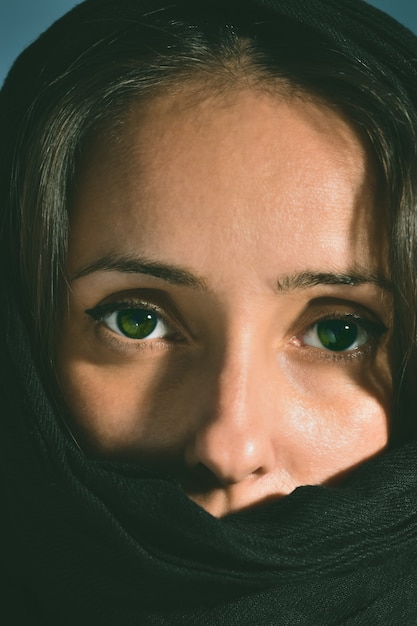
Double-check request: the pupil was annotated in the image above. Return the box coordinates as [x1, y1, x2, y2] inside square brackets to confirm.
[317, 319, 358, 352]
[117, 309, 158, 339]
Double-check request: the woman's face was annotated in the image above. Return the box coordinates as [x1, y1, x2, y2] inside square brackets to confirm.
[57, 88, 391, 517]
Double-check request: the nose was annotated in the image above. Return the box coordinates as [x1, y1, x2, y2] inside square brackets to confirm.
[184, 342, 276, 487]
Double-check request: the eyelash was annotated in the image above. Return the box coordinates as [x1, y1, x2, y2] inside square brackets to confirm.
[85, 299, 387, 361]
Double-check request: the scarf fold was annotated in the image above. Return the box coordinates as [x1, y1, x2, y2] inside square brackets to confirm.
[3, 1, 417, 624]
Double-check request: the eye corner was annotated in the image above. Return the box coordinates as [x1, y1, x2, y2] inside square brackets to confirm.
[84, 304, 104, 321]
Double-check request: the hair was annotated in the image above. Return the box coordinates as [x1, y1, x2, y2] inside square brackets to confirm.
[1, 0, 417, 441]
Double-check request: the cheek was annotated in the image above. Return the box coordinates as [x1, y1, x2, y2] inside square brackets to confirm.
[57, 358, 158, 453]
[279, 362, 389, 482]
[56, 353, 197, 457]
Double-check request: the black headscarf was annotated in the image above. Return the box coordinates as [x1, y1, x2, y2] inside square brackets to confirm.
[2, 1, 417, 624]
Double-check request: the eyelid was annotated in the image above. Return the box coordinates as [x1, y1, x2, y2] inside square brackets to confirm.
[85, 287, 182, 320]
[86, 299, 164, 321]
[304, 311, 387, 334]
[287, 296, 389, 335]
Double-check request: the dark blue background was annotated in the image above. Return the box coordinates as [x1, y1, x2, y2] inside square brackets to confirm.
[1, 0, 416, 86]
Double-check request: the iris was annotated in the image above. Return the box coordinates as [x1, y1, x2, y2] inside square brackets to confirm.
[116, 309, 158, 339]
[317, 319, 359, 352]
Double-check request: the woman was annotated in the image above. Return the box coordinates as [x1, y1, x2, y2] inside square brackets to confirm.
[2, 0, 417, 623]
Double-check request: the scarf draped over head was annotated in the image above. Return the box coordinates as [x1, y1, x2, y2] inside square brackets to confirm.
[2, 1, 417, 624]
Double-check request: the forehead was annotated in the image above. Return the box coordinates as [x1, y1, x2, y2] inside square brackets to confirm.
[70, 87, 385, 281]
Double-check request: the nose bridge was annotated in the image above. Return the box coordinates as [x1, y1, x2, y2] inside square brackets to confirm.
[185, 323, 276, 484]
[216, 332, 259, 429]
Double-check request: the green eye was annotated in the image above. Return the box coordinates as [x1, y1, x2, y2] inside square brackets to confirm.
[302, 318, 368, 352]
[115, 309, 159, 339]
[316, 319, 360, 352]
[92, 306, 169, 340]
[86, 301, 175, 342]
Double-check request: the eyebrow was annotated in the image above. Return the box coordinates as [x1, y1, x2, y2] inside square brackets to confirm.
[70, 253, 209, 290]
[276, 270, 392, 292]
[71, 253, 392, 293]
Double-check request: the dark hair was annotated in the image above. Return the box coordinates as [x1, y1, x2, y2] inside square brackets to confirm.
[1, 0, 417, 440]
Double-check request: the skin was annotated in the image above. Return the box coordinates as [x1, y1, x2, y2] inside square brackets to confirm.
[57, 87, 392, 518]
